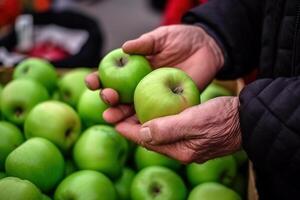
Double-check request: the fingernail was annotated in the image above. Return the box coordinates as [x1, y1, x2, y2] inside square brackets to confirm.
[100, 90, 110, 104]
[140, 127, 152, 143]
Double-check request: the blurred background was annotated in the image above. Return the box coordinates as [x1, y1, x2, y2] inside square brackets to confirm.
[0, 0, 167, 68]
[0, 0, 207, 68]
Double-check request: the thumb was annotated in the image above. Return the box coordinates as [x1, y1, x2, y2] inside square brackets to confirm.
[139, 113, 190, 145]
[122, 34, 155, 55]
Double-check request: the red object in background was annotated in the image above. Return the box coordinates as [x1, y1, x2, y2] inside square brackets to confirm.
[34, 0, 51, 12]
[0, 0, 22, 27]
[162, 0, 207, 25]
[28, 41, 70, 61]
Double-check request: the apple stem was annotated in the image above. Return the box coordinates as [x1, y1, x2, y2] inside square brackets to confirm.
[116, 57, 128, 67]
[171, 86, 184, 94]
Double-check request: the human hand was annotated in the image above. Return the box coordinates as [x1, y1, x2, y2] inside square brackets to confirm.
[85, 24, 225, 123]
[112, 96, 241, 164]
[122, 24, 224, 90]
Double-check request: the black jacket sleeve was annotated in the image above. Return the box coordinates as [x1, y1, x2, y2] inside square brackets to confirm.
[239, 77, 300, 195]
[182, 0, 264, 79]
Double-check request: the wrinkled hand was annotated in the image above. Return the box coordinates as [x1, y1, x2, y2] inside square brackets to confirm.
[84, 25, 240, 164]
[114, 96, 242, 164]
[85, 24, 224, 123]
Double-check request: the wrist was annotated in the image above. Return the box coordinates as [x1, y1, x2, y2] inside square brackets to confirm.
[207, 34, 224, 71]
[195, 24, 225, 72]
[231, 97, 242, 152]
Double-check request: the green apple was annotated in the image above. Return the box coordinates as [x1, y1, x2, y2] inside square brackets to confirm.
[13, 58, 58, 93]
[0, 172, 6, 179]
[131, 166, 187, 200]
[24, 101, 81, 152]
[58, 68, 92, 107]
[73, 125, 128, 179]
[77, 89, 109, 127]
[64, 160, 77, 177]
[54, 170, 116, 200]
[51, 90, 60, 100]
[0, 177, 43, 200]
[0, 79, 49, 125]
[0, 121, 24, 170]
[200, 82, 233, 103]
[0, 84, 3, 119]
[42, 194, 52, 200]
[187, 182, 241, 200]
[186, 155, 237, 187]
[99, 48, 152, 103]
[134, 68, 200, 123]
[233, 150, 248, 167]
[114, 167, 136, 200]
[135, 146, 181, 171]
[5, 137, 65, 192]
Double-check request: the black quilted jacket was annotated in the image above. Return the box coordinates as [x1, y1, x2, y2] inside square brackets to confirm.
[183, 0, 300, 199]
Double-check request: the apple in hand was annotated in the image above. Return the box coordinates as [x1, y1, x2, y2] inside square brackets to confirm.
[13, 58, 58, 93]
[99, 48, 152, 103]
[200, 82, 232, 103]
[0, 79, 49, 125]
[73, 125, 128, 179]
[5, 137, 65, 192]
[58, 68, 92, 107]
[54, 170, 117, 200]
[77, 89, 109, 127]
[135, 146, 181, 171]
[0, 121, 24, 170]
[0, 177, 43, 200]
[24, 101, 81, 152]
[187, 182, 241, 200]
[134, 68, 200, 123]
[131, 166, 187, 200]
[114, 167, 136, 200]
[186, 155, 237, 187]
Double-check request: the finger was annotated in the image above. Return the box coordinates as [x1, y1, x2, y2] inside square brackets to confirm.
[100, 88, 119, 106]
[143, 142, 195, 164]
[115, 115, 143, 143]
[103, 105, 134, 123]
[85, 72, 100, 90]
[122, 34, 156, 55]
[139, 109, 196, 145]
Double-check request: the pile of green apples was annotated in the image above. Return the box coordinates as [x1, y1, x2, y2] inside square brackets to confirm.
[0, 49, 248, 200]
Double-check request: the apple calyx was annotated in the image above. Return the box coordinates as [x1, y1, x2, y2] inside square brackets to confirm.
[14, 107, 24, 117]
[116, 57, 128, 67]
[150, 182, 162, 197]
[65, 128, 73, 138]
[62, 90, 71, 101]
[22, 66, 29, 74]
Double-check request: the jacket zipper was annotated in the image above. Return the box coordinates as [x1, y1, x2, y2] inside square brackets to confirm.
[292, 3, 300, 75]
